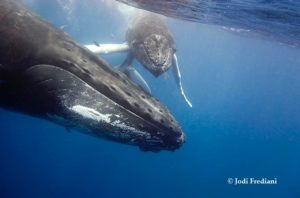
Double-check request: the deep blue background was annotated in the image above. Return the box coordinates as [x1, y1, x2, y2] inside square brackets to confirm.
[0, 0, 300, 197]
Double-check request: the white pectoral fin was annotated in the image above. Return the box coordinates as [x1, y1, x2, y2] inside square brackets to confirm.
[172, 54, 193, 108]
[84, 43, 130, 54]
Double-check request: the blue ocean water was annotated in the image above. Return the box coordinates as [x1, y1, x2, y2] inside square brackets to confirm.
[1, 0, 300, 197]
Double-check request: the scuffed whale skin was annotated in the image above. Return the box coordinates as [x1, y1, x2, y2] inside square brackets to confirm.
[0, 0, 185, 152]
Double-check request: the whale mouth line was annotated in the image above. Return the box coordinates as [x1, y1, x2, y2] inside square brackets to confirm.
[25, 64, 161, 129]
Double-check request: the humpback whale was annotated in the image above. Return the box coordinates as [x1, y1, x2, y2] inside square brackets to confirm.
[126, 14, 176, 77]
[0, 0, 185, 152]
[85, 14, 193, 107]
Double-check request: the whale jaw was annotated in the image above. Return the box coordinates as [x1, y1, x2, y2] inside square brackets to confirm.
[0, 64, 185, 152]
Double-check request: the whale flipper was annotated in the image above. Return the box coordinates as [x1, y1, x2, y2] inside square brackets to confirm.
[84, 43, 130, 54]
[172, 54, 192, 108]
[119, 65, 151, 94]
[117, 54, 151, 94]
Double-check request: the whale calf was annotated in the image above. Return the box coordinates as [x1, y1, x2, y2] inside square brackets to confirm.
[0, 0, 185, 152]
[126, 13, 176, 77]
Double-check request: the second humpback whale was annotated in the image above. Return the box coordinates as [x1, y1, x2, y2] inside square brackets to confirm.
[85, 13, 193, 107]
[0, 0, 185, 152]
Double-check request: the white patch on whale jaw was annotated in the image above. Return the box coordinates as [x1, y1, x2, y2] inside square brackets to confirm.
[70, 105, 111, 123]
[68, 105, 149, 137]
[47, 105, 164, 148]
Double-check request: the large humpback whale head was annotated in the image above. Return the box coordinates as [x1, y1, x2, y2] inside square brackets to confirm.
[0, 0, 184, 152]
[126, 14, 176, 77]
